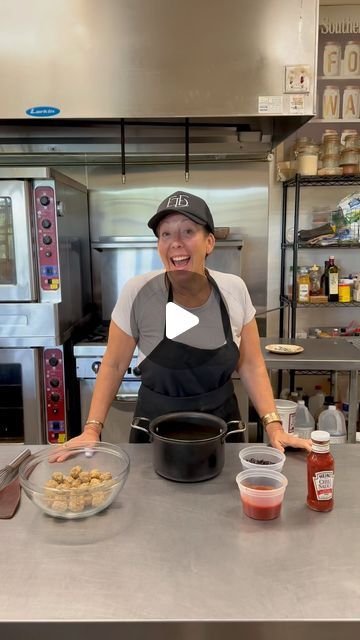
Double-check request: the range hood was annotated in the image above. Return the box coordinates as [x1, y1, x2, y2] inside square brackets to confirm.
[0, 0, 319, 158]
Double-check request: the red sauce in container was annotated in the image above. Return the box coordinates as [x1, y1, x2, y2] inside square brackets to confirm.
[241, 485, 282, 520]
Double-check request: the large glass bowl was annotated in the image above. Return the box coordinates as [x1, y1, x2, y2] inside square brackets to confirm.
[19, 442, 130, 519]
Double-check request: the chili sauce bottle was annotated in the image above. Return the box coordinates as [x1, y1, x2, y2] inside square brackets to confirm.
[307, 430, 334, 512]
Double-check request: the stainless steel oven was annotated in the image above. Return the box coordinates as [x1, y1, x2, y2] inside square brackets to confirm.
[0, 341, 80, 444]
[0, 167, 92, 345]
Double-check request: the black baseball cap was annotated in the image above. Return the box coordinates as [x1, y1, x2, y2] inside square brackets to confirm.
[148, 191, 215, 236]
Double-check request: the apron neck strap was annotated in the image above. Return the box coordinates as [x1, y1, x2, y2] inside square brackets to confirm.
[164, 271, 232, 341]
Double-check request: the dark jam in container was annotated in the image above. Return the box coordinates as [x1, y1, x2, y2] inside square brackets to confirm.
[307, 430, 334, 512]
[246, 458, 275, 465]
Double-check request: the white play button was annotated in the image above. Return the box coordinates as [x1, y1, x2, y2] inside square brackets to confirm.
[165, 302, 199, 339]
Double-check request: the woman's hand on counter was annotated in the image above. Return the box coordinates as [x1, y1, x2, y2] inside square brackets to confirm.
[49, 426, 100, 463]
[266, 423, 312, 453]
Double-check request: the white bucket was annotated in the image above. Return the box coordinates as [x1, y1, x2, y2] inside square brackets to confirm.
[275, 399, 297, 434]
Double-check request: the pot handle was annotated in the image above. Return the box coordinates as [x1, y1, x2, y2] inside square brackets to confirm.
[224, 420, 247, 440]
[130, 416, 153, 440]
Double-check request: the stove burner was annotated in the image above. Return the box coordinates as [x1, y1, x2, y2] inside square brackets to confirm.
[82, 324, 109, 344]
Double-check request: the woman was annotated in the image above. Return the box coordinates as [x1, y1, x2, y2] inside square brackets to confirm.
[64, 190, 311, 453]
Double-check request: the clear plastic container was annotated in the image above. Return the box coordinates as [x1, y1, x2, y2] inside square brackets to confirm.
[308, 386, 325, 420]
[318, 405, 347, 443]
[294, 400, 315, 439]
[235, 469, 288, 520]
[275, 399, 297, 434]
[239, 446, 286, 472]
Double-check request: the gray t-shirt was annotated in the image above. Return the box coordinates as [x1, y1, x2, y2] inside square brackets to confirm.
[111, 269, 256, 365]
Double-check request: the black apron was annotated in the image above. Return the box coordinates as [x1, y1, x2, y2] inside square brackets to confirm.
[130, 272, 241, 442]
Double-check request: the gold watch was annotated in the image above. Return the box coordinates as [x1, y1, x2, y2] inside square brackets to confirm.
[261, 412, 282, 429]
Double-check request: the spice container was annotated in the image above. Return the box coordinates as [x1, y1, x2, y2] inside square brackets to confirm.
[353, 275, 360, 302]
[338, 278, 352, 302]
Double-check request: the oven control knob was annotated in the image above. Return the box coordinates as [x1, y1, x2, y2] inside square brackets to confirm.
[133, 366, 142, 376]
[43, 235, 52, 245]
[49, 356, 58, 367]
[50, 378, 60, 387]
[92, 361, 101, 374]
[42, 219, 52, 229]
[51, 393, 60, 402]
[40, 196, 50, 206]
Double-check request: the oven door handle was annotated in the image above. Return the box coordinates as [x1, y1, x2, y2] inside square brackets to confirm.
[114, 393, 138, 402]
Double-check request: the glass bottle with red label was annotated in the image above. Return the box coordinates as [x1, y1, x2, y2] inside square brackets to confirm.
[307, 430, 334, 512]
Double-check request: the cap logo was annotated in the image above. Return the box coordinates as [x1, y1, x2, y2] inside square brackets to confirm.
[166, 194, 189, 208]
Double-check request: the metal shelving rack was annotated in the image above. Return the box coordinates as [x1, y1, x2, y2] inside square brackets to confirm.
[279, 173, 360, 339]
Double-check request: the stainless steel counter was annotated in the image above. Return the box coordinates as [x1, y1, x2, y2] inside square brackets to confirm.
[262, 338, 360, 442]
[1, 443, 360, 640]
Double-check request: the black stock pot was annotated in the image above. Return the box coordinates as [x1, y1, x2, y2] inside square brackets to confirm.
[131, 412, 246, 482]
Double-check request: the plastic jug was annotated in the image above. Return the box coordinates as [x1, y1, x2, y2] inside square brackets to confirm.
[318, 405, 347, 443]
[308, 385, 325, 421]
[294, 400, 315, 439]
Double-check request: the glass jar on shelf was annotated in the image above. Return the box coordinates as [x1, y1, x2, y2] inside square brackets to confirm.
[343, 133, 360, 151]
[341, 129, 358, 145]
[297, 267, 310, 303]
[322, 133, 342, 157]
[309, 264, 322, 296]
[296, 144, 320, 176]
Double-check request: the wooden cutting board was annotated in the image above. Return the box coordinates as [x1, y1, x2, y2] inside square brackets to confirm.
[0, 476, 21, 519]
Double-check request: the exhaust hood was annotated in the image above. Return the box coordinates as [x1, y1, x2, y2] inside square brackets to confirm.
[0, 0, 319, 157]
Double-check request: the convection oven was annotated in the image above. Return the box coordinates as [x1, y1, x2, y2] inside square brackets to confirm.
[0, 168, 92, 344]
[0, 341, 80, 444]
[0, 168, 92, 443]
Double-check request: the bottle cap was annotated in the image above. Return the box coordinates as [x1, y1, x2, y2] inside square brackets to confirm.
[311, 430, 330, 442]
[298, 400, 305, 405]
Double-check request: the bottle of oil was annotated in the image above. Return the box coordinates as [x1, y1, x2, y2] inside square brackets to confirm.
[321, 259, 329, 296]
[328, 255, 339, 302]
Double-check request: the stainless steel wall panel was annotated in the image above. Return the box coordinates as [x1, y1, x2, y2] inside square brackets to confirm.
[86, 162, 269, 318]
